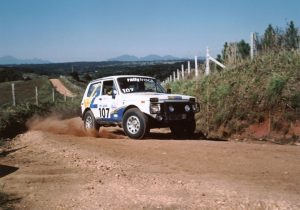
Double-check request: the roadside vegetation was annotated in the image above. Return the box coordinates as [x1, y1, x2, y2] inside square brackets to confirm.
[168, 20, 299, 142]
[0, 75, 83, 139]
[170, 51, 300, 140]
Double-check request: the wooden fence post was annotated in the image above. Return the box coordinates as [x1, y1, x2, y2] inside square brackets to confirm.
[195, 56, 198, 78]
[52, 88, 55, 102]
[35, 86, 38, 105]
[12, 83, 16, 106]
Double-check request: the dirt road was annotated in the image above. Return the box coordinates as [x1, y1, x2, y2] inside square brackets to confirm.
[49, 79, 74, 97]
[1, 117, 300, 209]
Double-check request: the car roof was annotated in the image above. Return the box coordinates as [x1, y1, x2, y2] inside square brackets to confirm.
[90, 75, 155, 84]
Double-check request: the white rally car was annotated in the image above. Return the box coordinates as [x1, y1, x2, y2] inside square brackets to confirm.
[81, 75, 200, 139]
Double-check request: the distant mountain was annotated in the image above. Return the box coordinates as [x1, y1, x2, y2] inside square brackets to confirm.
[108, 54, 183, 62]
[0, 55, 51, 65]
[107, 55, 139, 62]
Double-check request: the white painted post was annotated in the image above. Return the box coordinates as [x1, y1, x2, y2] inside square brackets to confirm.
[52, 88, 55, 102]
[177, 69, 180, 80]
[173, 71, 176, 81]
[35, 86, 38, 105]
[187, 61, 191, 75]
[181, 64, 184, 79]
[195, 56, 198, 78]
[205, 47, 210, 75]
[250, 32, 255, 60]
[11, 83, 16, 106]
[170, 75, 172, 82]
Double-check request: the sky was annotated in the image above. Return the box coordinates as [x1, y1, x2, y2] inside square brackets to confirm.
[0, 0, 299, 62]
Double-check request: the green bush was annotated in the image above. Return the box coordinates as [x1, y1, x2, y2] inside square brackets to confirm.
[0, 103, 50, 139]
[266, 74, 287, 107]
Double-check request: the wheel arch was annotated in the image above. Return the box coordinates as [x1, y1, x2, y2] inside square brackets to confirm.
[123, 105, 139, 116]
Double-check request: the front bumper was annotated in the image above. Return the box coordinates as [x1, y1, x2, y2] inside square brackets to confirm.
[150, 101, 200, 122]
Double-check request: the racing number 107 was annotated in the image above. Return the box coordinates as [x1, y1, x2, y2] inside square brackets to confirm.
[99, 108, 110, 118]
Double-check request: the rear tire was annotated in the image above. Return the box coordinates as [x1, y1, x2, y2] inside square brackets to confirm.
[84, 110, 100, 132]
[170, 119, 196, 139]
[123, 108, 149, 139]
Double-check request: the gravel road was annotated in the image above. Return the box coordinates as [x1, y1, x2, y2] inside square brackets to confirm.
[1, 117, 300, 209]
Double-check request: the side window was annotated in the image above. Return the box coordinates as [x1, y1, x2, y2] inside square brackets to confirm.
[87, 82, 101, 97]
[102, 80, 114, 96]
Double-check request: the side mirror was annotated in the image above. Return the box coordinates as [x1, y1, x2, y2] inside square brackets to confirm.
[112, 90, 117, 99]
[167, 88, 171, 94]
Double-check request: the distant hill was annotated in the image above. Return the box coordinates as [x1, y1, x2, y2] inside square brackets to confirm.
[0, 55, 51, 65]
[107, 55, 139, 62]
[108, 54, 183, 61]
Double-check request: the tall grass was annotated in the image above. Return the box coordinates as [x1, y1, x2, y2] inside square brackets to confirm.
[169, 51, 300, 138]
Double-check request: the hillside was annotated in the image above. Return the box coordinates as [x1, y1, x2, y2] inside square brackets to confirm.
[0, 55, 50, 65]
[169, 51, 300, 142]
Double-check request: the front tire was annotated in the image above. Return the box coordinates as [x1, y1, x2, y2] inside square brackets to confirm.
[84, 110, 100, 132]
[123, 108, 149, 139]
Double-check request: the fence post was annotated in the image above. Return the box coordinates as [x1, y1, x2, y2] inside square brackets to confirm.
[173, 71, 176, 81]
[195, 56, 198, 78]
[35, 86, 38, 105]
[205, 47, 210, 75]
[187, 61, 191, 75]
[177, 69, 180, 80]
[11, 83, 16, 106]
[181, 64, 184, 79]
[52, 88, 55, 102]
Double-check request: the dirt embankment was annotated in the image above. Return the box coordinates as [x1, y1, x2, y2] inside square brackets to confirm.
[1, 117, 300, 209]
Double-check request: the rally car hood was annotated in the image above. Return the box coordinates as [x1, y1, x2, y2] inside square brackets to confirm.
[123, 92, 194, 102]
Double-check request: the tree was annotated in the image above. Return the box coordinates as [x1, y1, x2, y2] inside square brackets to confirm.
[285, 21, 299, 50]
[237, 40, 250, 59]
[263, 24, 276, 51]
[70, 71, 80, 81]
[221, 42, 228, 62]
[83, 73, 92, 81]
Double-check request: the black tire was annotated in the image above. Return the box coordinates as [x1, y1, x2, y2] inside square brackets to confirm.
[122, 108, 149, 139]
[170, 119, 196, 139]
[84, 110, 100, 132]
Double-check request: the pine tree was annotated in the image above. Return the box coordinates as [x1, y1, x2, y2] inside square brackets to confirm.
[237, 40, 250, 59]
[263, 24, 276, 51]
[285, 21, 299, 50]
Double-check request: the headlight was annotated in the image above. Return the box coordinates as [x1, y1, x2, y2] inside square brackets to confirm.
[192, 103, 200, 113]
[150, 103, 160, 114]
[184, 105, 191, 112]
[168, 105, 174, 112]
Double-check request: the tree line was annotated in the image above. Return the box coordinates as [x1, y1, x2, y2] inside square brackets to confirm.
[218, 20, 299, 64]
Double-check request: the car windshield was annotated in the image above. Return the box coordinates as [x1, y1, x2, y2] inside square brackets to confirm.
[117, 77, 166, 94]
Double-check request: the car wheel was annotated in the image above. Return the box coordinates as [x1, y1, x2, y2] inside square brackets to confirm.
[123, 108, 149, 139]
[84, 110, 100, 132]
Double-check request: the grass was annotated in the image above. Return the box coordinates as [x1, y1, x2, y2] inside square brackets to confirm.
[0, 76, 54, 107]
[0, 76, 84, 139]
[168, 51, 300, 138]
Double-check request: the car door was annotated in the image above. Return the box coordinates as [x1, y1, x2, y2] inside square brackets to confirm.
[98, 79, 118, 122]
[86, 81, 102, 119]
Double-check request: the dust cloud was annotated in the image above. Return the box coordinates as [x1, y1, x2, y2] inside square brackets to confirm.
[26, 115, 122, 139]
